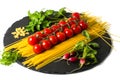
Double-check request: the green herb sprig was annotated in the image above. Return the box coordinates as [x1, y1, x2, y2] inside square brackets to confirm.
[0, 49, 21, 66]
[25, 7, 67, 32]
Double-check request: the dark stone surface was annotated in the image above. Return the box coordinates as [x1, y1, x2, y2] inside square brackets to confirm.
[3, 16, 112, 74]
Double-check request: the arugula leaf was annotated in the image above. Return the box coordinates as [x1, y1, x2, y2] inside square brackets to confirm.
[82, 30, 91, 40]
[73, 41, 85, 52]
[36, 25, 41, 31]
[28, 11, 40, 22]
[82, 46, 88, 58]
[58, 7, 66, 17]
[52, 11, 60, 18]
[87, 53, 97, 63]
[39, 15, 45, 22]
[28, 10, 31, 17]
[25, 8, 67, 32]
[45, 10, 54, 16]
[88, 42, 99, 48]
[41, 20, 51, 28]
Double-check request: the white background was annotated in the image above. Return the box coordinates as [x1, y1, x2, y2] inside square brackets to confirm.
[0, 0, 120, 80]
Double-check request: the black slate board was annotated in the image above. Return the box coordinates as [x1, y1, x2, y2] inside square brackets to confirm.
[3, 16, 112, 74]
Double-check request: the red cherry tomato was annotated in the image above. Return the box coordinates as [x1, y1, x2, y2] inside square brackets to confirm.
[56, 32, 66, 42]
[59, 20, 68, 30]
[43, 28, 52, 35]
[49, 35, 58, 45]
[34, 32, 43, 41]
[64, 28, 74, 38]
[79, 20, 88, 30]
[28, 35, 38, 45]
[62, 25, 68, 30]
[71, 24, 82, 34]
[34, 31, 46, 38]
[33, 44, 44, 54]
[41, 40, 52, 50]
[51, 24, 60, 32]
[72, 12, 80, 20]
[59, 20, 67, 26]
[67, 17, 77, 26]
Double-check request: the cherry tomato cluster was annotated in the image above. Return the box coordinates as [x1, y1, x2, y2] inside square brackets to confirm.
[28, 12, 88, 54]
